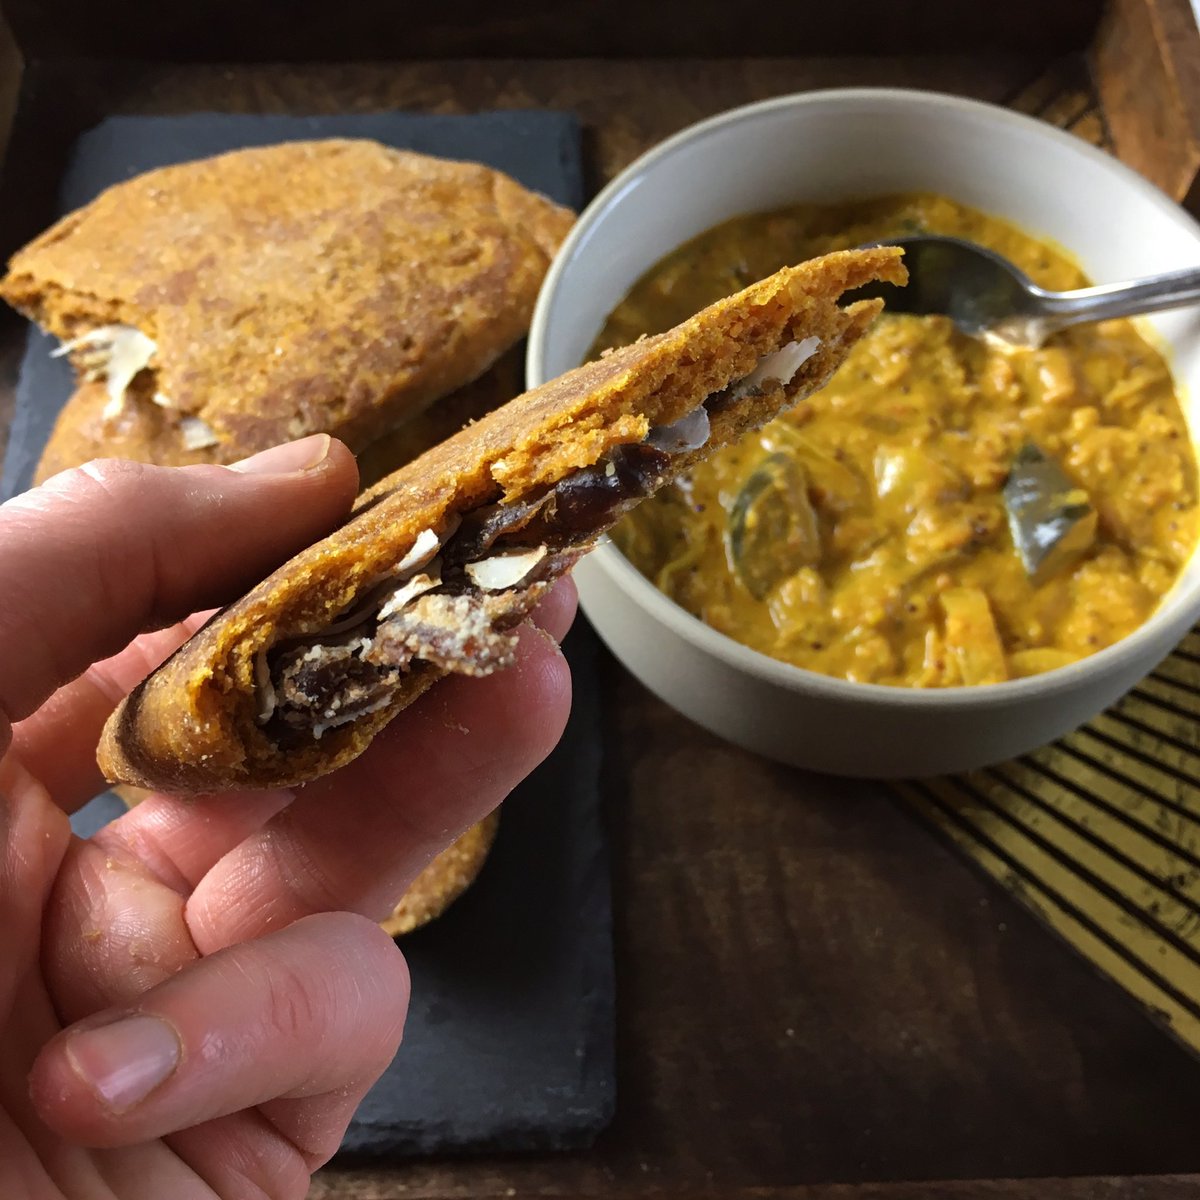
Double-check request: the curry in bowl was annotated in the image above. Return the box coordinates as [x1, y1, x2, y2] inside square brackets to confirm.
[592, 194, 1199, 687]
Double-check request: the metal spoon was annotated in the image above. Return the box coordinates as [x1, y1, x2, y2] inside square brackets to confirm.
[848, 234, 1200, 348]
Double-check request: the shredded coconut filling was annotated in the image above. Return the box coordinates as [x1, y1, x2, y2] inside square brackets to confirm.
[646, 405, 710, 453]
[51, 325, 228, 450]
[53, 325, 158, 421]
[254, 646, 278, 722]
[181, 416, 221, 450]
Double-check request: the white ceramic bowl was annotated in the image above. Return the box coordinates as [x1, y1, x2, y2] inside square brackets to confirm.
[527, 88, 1200, 777]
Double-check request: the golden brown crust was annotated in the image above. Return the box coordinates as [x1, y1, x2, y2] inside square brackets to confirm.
[354, 346, 526, 488]
[35, 380, 219, 482]
[380, 811, 501, 937]
[98, 248, 906, 793]
[5, 140, 574, 464]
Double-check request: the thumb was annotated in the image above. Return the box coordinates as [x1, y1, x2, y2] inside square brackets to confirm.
[29, 911, 408, 1166]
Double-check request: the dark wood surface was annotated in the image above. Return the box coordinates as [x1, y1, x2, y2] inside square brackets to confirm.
[1093, 0, 1200, 210]
[0, 0, 1105, 62]
[0, 7, 20, 163]
[1, 49, 1199, 1200]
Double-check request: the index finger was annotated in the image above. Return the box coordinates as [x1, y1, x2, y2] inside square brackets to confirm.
[0, 436, 356, 750]
[10, 612, 213, 810]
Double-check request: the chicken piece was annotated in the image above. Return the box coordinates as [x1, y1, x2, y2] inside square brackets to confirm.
[940, 586, 1008, 685]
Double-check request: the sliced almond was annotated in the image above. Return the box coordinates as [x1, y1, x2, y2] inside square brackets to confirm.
[393, 528, 441, 575]
[465, 546, 548, 591]
[728, 336, 821, 401]
[377, 569, 442, 622]
[180, 415, 220, 450]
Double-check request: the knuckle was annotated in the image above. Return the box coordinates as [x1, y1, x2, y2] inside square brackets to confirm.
[264, 963, 323, 1044]
[189, 1120, 312, 1200]
[47, 457, 157, 504]
[284, 911, 411, 1040]
[263, 825, 348, 919]
[330, 910, 411, 986]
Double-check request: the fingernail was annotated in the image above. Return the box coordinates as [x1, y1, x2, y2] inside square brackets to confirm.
[229, 433, 331, 476]
[65, 1014, 181, 1113]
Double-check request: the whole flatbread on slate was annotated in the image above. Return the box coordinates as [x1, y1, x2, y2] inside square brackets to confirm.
[98, 247, 906, 792]
[0, 139, 574, 471]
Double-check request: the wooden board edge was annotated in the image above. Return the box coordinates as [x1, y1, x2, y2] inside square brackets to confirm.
[309, 1173, 1200, 1199]
[1092, 0, 1200, 207]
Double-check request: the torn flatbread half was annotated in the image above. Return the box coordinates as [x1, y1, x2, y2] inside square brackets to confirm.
[98, 246, 906, 792]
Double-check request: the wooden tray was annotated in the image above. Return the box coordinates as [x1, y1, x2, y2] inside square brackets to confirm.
[2, 2, 1200, 1196]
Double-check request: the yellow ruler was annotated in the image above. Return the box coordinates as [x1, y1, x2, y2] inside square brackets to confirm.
[895, 631, 1200, 1054]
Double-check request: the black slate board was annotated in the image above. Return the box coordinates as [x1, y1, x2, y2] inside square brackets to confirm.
[3, 111, 615, 1157]
[2, 110, 584, 500]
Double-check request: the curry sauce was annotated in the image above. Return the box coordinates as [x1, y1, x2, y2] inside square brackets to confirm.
[593, 194, 1199, 687]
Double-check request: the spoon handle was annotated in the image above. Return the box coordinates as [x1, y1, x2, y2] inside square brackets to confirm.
[1035, 265, 1200, 332]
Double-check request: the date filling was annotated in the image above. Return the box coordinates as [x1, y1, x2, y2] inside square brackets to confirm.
[257, 338, 819, 738]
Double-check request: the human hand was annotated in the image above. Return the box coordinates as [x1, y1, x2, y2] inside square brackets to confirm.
[0, 435, 575, 1199]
